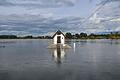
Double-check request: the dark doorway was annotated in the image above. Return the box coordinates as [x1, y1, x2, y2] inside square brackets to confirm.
[57, 36, 61, 43]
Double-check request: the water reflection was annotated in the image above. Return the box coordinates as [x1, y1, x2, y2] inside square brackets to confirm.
[0, 45, 5, 48]
[52, 48, 65, 64]
[109, 39, 119, 45]
[1, 39, 120, 80]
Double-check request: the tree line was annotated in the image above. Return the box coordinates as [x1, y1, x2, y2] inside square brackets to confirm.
[0, 35, 52, 39]
[65, 32, 120, 39]
[0, 32, 120, 39]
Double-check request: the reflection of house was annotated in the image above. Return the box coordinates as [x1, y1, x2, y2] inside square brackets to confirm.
[53, 30, 65, 45]
[53, 48, 65, 64]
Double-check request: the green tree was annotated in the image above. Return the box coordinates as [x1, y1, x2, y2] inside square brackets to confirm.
[0, 35, 17, 39]
[80, 33, 87, 38]
[24, 35, 33, 39]
[75, 33, 80, 39]
[88, 33, 95, 39]
[65, 32, 72, 39]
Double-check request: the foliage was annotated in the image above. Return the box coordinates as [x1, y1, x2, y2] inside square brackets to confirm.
[65, 33, 73, 39]
[0, 35, 17, 39]
[0, 32, 120, 39]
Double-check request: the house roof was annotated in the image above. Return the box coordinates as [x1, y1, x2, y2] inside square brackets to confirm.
[53, 30, 65, 38]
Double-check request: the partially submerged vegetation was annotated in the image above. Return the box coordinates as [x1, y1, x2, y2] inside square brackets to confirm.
[0, 35, 52, 39]
[65, 32, 120, 39]
[0, 32, 120, 39]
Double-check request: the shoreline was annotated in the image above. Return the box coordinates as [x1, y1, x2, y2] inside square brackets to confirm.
[0, 39, 120, 41]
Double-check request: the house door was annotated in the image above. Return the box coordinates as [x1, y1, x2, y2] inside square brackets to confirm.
[57, 36, 61, 43]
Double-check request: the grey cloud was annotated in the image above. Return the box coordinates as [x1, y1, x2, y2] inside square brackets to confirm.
[0, 0, 120, 35]
[98, 1, 120, 17]
[99, 0, 120, 5]
[0, 0, 77, 8]
[0, 14, 83, 35]
[83, 1, 120, 33]
[0, 0, 13, 6]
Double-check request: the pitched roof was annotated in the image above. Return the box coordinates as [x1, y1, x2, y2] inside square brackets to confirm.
[53, 30, 65, 38]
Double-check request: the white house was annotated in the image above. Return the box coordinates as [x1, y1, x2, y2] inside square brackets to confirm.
[48, 30, 71, 48]
[53, 30, 65, 45]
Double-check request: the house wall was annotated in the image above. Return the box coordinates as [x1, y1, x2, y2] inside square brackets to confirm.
[53, 34, 65, 45]
[60, 34, 65, 44]
[53, 35, 57, 44]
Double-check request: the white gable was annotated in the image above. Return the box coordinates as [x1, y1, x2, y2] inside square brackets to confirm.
[53, 32, 65, 45]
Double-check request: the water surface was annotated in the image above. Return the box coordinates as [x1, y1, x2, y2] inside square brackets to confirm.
[0, 39, 120, 80]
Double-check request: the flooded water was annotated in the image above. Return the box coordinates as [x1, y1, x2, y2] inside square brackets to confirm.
[0, 39, 120, 80]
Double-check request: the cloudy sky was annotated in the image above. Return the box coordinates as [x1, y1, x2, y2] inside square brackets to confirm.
[0, 0, 120, 36]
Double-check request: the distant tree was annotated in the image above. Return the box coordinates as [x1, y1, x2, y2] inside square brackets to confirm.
[0, 35, 17, 39]
[65, 32, 72, 39]
[75, 33, 80, 39]
[88, 33, 95, 39]
[80, 33, 87, 38]
[115, 32, 119, 39]
[45, 36, 52, 39]
[37, 36, 44, 39]
[24, 35, 33, 39]
[109, 32, 120, 39]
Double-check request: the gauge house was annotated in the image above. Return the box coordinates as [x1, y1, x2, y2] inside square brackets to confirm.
[48, 30, 71, 49]
[53, 30, 65, 45]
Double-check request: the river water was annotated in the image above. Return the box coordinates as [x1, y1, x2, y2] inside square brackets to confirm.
[0, 39, 120, 80]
